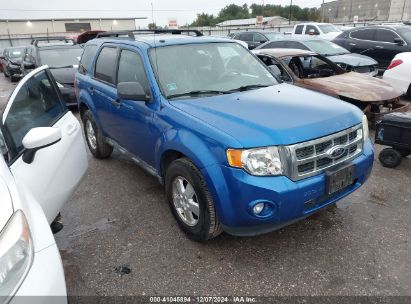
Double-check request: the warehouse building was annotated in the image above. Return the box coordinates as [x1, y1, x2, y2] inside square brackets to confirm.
[322, 0, 411, 22]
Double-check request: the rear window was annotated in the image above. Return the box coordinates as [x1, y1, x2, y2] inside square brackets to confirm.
[79, 44, 97, 75]
[94, 47, 117, 84]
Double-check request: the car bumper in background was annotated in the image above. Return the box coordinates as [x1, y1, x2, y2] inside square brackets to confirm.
[12, 244, 67, 304]
[202, 139, 374, 236]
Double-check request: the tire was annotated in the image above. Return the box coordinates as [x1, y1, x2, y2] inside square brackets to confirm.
[10, 75, 18, 82]
[378, 148, 402, 168]
[165, 158, 222, 242]
[82, 110, 113, 158]
[399, 150, 411, 158]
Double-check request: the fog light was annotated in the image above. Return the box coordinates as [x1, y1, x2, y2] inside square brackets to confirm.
[253, 203, 265, 215]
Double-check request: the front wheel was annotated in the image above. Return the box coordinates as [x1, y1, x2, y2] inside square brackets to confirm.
[379, 148, 402, 168]
[165, 158, 222, 242]
[82, 110, 113, 158]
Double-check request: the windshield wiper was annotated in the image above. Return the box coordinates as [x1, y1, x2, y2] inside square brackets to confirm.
[228, 84, 270, 92]
[167, 90, 231, 99]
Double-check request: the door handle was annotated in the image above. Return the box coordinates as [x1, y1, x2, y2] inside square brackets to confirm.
[349, 43, 356, 46]
[111, 98, 121, 107]
[375, 45, 383, 49]
[87, 87, 94, 94]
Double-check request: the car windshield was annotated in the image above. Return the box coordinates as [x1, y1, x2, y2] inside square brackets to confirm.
[8, 48, 24, 58]
[39, 47, 83, 68]
[318, 24, 341, 34]
[397, 27, 411, 43]
[150, 42, 277, 99]
[304, 40, 349, 56]
[265, 32, 283, 41]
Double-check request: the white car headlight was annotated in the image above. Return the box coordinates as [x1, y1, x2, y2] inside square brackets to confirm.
[227, 146, 284, 176]
[362, 115, 369, 142]
[0, 210, 34, 300]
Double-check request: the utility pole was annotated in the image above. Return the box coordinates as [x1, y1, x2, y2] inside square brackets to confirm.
[321, 0, 325, 23]
[289, 0, 293, 25]
[401, 0, 407, 21]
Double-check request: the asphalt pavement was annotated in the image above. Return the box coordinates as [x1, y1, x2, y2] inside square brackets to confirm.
[0, 74, 410, 297]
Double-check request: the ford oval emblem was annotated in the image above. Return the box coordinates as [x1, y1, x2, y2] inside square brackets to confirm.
[327, 146, 346, 159]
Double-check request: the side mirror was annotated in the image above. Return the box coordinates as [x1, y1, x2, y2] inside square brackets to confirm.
[117, 82, 151, 102]
[23, 61, 35, 69]
[394, 37, 404, 45]
[22, 127, 61, 164]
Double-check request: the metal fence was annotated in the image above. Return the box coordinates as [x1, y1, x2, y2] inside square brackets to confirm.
[0, 32, 80, 49]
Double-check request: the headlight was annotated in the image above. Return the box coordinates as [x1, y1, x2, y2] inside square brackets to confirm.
[56, 82, 64, 89]
[0, 210, 34, 301]
[227, 146, 284, 176]
[362, 115, 369, 141]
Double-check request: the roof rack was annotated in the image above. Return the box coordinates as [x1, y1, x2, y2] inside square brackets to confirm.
[31, 36, 76, 46]
[96, 29, 203, 39]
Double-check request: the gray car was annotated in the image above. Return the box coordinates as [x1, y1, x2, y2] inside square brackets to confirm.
[256, 38, 378, 76]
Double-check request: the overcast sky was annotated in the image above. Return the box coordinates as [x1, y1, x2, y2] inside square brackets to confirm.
[0, 0, 327, 26]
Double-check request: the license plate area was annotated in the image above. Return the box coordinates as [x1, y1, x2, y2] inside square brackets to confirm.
[326, 164, 355, 195]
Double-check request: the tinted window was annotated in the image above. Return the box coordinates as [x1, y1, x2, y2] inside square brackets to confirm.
[375, 29, 399, 43]
[79, 44, 97, 75]
[117, 50, 149, 90]
[295, 25, 304, 35]
[285, 41, 309, 50]
[350, 29, 376, 40]
[239, 33, 253, 41]
[261, 41, 286, 49]
[305, 25, 319, 35]
[397, 27, 411, 43]
[95, 47, 117, 84]
[4, 70, 64, 155]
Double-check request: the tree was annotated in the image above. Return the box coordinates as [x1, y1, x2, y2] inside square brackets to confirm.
[190, 13, 217, 27]
[148, 23, 157, 30]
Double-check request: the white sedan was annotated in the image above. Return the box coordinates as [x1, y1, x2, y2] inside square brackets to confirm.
[383, 52, 411, 97]
[0, 66, 88, 303]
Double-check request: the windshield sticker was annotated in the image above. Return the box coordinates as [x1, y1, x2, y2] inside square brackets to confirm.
[167, 83, 178, 91]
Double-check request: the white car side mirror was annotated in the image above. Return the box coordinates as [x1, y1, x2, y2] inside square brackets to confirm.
[22, 127, 61, 164]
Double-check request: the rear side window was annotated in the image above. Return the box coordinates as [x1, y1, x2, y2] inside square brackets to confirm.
[375, 29, 399, 43]
[253, 33, 267, 43]
[95, 47, 117, 84]
[350, 29, 376, 40]
[79, 44, 97, 75]
[295, 25, 304, 35]
[117, 49, 149, 90]
[240, 33, 253, 41]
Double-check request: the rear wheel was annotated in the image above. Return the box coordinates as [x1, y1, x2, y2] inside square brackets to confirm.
[379, 148, 402, 168]
[82, 110, 113, 158]
[165, 158, 222, 242]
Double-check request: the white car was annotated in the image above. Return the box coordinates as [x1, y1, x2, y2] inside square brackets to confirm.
[291, 23, 342, 40]
[383, 52, 411, 96]
[0, 66, 88, 303]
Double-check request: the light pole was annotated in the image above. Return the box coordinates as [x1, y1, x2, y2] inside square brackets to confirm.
[321, 0, 325, 23]
[289, 0, 293, 25]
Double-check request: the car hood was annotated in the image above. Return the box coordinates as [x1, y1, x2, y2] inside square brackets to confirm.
[170, 84, 362, 147]
[49, 67, 76, 84]
[327, 53, 377, 67]
[303, 72, 402, 102]
[0, 176, 13, 231]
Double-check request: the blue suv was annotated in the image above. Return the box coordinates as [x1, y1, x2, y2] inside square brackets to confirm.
[76, 30, 374, 241]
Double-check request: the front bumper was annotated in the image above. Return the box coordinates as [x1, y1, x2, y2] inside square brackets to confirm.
[202, 139, 374, 236]
[11, 244, 67, 304]
[8, 66, 23, 78]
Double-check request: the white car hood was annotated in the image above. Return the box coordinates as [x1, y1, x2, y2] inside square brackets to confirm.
[0, 176, 13, 231]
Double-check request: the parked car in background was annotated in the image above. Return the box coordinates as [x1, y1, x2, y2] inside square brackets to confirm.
[76, 30, 374, 241]
[383, 52, 411, 96]
[0, 46, 26, 82]
[333, 25, 411, 71]
[0, 66, 88, 303]
[21, 37, 83, 106]
[253, 48, 407, 124]
[292, 23, 342, 40]
[256, 38, 378, 76]
[231, 31, 284, 49]
[76, 30, 105, 44]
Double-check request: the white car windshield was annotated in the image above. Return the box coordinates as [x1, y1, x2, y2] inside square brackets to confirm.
[318, 24, 341, 34]
[39, 47, 83, 68]
[150, 42, 277, 99]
